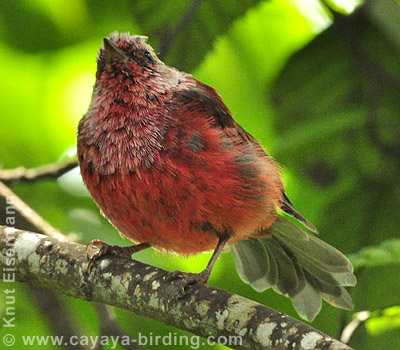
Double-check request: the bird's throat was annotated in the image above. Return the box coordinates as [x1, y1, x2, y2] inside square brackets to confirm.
[79, 92, 168, 176]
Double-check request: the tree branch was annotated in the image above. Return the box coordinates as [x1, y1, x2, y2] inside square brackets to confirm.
[340, 311, 371, 344]
[0, 159, 78, 186]
[0, 226, 353, 350]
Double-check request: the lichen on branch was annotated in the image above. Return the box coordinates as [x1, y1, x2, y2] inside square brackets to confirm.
[0, 226, 353, 350]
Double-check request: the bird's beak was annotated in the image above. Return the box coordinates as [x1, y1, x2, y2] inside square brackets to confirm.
[103, 38, 127, 65]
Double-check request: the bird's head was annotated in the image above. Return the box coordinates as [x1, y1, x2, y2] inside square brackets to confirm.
[96, 32, 163, 82]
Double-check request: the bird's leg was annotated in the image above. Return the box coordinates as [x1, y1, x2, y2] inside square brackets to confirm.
[86, 240, 151, 273]
[165, 236, 229, 294]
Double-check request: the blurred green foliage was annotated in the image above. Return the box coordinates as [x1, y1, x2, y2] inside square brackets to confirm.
[350, 239, 400, 270]
[366, 306, 400, 335]
[1, 0, 400, 349]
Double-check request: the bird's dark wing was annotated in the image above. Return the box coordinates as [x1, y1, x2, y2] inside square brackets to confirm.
[281, 190, 318, 233]
[170, 83, 257, 144]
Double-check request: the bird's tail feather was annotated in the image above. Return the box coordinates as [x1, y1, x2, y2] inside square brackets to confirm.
[230, 216, 356, 321]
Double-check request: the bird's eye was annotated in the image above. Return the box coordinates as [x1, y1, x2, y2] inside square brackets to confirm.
[144, 50, 155, 63]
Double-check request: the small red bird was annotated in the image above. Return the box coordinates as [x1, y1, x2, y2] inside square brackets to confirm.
[77, 32, 356, 321]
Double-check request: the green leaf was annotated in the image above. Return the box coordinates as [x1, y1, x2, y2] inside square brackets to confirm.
[129, 0, 263, 71]
[349, 239, 400, 270]
[366, 306, 400, 335]
[271, 9, 400, 347]
[271, 7, 400, 244]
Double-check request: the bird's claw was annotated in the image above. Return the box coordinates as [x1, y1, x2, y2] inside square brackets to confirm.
[86, 240, 111, 274]
[165, 270, 210, 297]
[86, 240, 151, 274]
[86, 240, 133, 273]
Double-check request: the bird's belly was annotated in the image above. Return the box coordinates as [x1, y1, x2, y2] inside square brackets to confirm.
[82, 150, 282, 256]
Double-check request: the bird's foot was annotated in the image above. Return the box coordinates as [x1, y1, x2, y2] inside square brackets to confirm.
[165, 269, 211, 297]
[86, 240, 150, 273]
